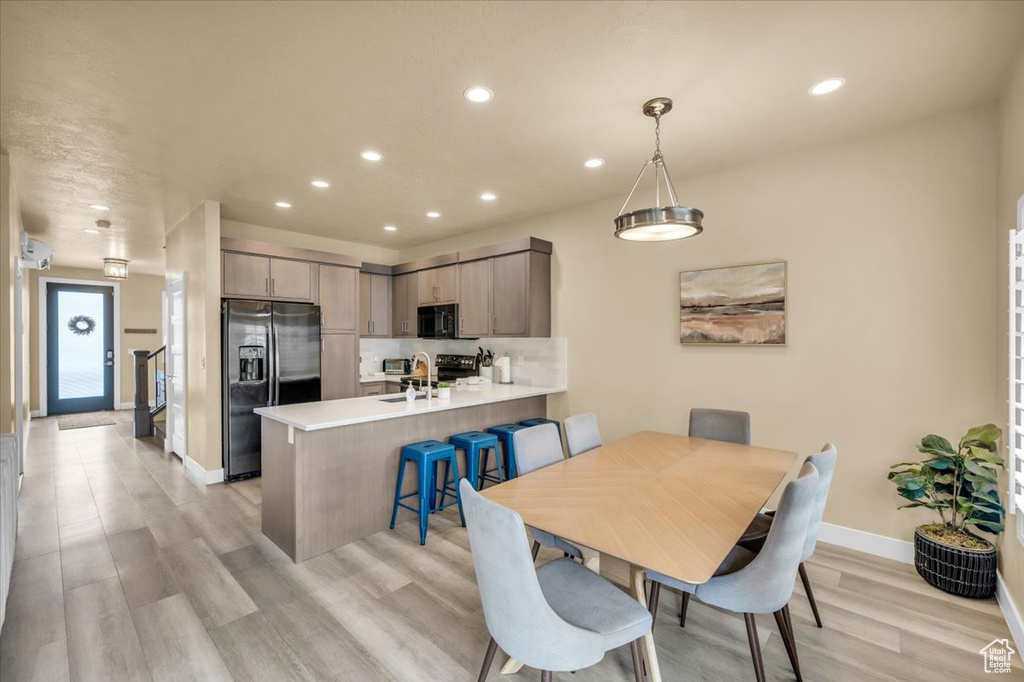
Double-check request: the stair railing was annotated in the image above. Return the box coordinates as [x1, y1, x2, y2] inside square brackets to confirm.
[132, 346, 167, 438]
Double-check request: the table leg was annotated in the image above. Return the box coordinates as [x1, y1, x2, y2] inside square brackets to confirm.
[500, 544, 602, 675]
[630, 564, 662, 682]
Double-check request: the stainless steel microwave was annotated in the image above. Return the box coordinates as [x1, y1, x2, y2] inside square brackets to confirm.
[417, 304, 458, 339]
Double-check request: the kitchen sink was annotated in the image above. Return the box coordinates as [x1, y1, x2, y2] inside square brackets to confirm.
[379, 395, 429, 403]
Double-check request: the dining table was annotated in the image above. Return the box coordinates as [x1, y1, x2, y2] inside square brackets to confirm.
[480, 430, 800, 681]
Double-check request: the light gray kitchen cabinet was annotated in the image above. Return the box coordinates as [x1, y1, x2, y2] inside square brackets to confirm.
[269, 258, 313, 300]
[491, 251, 551, 337]
[458, 259, 492, 338]
[418, 265, 458, 305]
[359, 272, 391, 337]
[319, 265, 357, 332]
[385, 381, 403, 394]
[360, 381, 384, 397]
[391, 271, 419, 337]
[322, 334, 358, 400]
[223, 252, 270, 297]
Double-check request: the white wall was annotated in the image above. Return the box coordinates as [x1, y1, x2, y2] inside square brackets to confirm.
[399, 105, 1001, 543]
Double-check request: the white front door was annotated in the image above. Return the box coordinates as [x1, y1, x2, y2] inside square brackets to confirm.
[167, 278, 187, 458]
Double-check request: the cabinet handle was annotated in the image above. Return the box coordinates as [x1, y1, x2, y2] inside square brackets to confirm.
[493, 316, 498, 332]
[321, 338, 324, 352]
[434, 285, 439, 301]
[320, 312, 324, 327]
[271, 279, 276, 295]
[265, 278, 269, 293]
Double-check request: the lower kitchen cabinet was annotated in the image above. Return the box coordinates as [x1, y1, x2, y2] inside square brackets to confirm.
[321, 334, 358, 400]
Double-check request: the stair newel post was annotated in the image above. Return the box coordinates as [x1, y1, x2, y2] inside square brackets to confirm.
[132, 349, 152, 438]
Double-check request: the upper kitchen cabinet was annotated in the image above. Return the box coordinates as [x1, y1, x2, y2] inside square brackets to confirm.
[457, 258, 492, 338]
[392, 271, 419, 337]
[418, 264, 458, 305]
[269, 258, 313, 300]
[359, 271, 391, 337]
[223, 252, 271, 297]
[319, 264, 358, 332]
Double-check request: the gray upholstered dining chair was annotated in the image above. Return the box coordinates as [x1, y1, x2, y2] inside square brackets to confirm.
[514, 424, 584, 561]
[688, 408, 751, 445]
[738, 443, 838, 628]
[460, 480, 652, 682]
[647, 462, 819, 682]
[564, 412, 602, 457]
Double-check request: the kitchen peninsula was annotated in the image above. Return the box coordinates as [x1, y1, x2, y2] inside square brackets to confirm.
[255, 383, 564, 561]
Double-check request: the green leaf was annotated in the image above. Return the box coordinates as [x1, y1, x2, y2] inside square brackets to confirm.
[890, 461, 923, 469]
[961, 424, 1001, 445]
[919, 435, 955, 457]
[924, 458, 954, 470]
[964, 458, 998, 482]
[897, 502, 925, 509]
[969, 447, 1005, 466]
[898, 488, 927, 500]
[965, 519, 1004, 533]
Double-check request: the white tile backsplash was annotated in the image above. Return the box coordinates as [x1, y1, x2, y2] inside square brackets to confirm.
[358, 339, 402, 376]
[397, 337, 567, 388]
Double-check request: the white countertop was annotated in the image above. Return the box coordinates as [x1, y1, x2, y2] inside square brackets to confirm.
[255, 383, 565, 431]
[359, 374, 408, 384]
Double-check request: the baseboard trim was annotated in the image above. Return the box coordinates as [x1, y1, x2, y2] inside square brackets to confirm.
[817, 522, 915, 564]
[997, 570, 1024, 654]
[29, 410, 40, 418]
[183, 456, 224, 486]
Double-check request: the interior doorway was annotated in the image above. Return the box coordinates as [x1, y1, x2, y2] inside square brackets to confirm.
[44, 281, 116, 415]
[166, 277, 187, 459]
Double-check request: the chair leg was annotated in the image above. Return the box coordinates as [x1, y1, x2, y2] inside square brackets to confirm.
[477, 637, 497, 682]
[450, 454, 466, 527]
[437, 458, 451, 509]
[679, 591, 691, 628]
[531, 540, 540, 561]
[629, 638, 644, 682]
[540, 672, 552, 682]
[389, 456, 406, 529]
[798, 562, 823, 628]
[773, 608, 802, 681]
[417, 460, 430, 545]
[648, 580, 661, 632]
[743, 613, 766, 682]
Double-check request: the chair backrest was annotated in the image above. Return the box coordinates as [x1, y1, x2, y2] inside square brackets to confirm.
[564, 413, 602, 457]
[688, 408, 751, 445]
[802, 443, 837, 561]
[460, 480, 605, 669]
[694, 462, 818, 615]
[514, 423, 564, 475]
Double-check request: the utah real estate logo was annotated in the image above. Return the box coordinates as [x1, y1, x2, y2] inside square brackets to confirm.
[979, 639, 1016, 674]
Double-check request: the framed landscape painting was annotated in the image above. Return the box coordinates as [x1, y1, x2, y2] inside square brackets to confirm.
[679, 261, 786, 345]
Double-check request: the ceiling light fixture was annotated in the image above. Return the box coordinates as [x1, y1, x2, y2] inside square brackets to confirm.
[480, 192, 497, 201]
[89, 204, 110, 211]
[103, 258, 129, 280]
[311, 180, 330, 188]
[583, 158, 605, 169]
[384, 225, 397, 232]
[809, 77, 845, 96]
[464, 86, 494, 103]
[361, 150, 383, 161]
[426, 211, 441, 218]
[275, 201, 292, 208]
[614, 97, 703, 242]
[83, 228, 100, 234]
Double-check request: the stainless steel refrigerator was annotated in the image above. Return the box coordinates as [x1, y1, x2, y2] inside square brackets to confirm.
[222, 300, 322, 480]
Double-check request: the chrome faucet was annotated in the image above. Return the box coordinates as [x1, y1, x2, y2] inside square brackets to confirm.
[413, 351, 433, 400]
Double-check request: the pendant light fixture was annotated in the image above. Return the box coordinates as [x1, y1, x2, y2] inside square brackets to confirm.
[103, 258, 129, 280]
[614, 97, 704, 241]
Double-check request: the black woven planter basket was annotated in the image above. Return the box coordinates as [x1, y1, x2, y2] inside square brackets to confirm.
[914, 527, 996, 599]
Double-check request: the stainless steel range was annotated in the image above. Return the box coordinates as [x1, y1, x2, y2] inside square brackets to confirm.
[399, 353, 478, 390]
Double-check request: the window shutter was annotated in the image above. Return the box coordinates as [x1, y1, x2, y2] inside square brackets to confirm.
[1011, 226, 1024, 514]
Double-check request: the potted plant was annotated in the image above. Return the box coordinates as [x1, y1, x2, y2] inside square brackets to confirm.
[888, 423, 1004, 598]
[436, 382, 451, 400]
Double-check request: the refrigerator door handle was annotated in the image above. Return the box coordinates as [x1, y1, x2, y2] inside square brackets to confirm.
[272, 326, 281, 405]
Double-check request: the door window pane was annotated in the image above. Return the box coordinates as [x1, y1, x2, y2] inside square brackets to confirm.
[57, 290, 105, 399]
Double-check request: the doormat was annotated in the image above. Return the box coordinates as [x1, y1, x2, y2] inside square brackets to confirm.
[57, 412, 118, 430]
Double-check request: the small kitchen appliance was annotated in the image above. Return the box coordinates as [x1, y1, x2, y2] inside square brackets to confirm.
[383, 358, 411, 375]
[398, 353, 478, 391]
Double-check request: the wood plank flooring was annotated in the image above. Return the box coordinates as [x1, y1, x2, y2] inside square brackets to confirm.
[0, 415, 1018, 681]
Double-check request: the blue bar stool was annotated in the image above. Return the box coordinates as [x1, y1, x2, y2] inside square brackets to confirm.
[449, 431, 503, 491]
[389, 440, 465, 545]
[487, 424, 529, 478]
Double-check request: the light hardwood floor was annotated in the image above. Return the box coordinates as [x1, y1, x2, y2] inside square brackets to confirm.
[1, 416, 1019, 681]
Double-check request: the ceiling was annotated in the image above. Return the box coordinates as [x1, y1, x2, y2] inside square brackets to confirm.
[2, 1, 1022, 275]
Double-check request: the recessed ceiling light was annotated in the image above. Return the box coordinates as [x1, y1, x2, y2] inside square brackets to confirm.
[384, 225, 397, 231]
[311, 180, 330, 188]
[809, 77, 845, 96]
[361, 150, 383, 161]
[583, 158, 605, 169]
[89, 204, 109, 211]
[275, 201, 292, 208]
[426, 211, 441, 218]
[83, 228, 100, 234]
[480, 192, 497, 201]
[464, 86, 494, 103]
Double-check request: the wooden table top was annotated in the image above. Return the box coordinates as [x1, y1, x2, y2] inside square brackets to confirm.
[481, 431, 799, 585]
